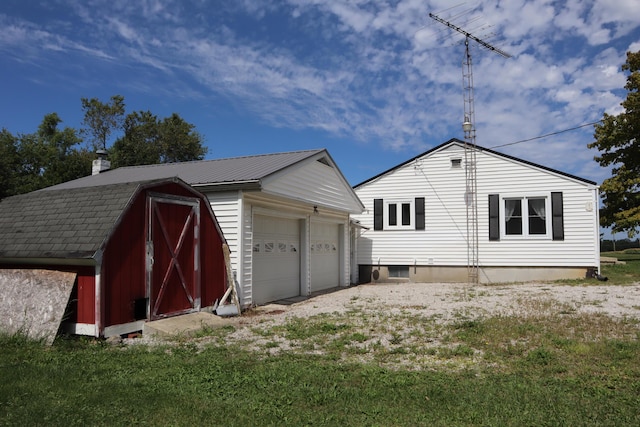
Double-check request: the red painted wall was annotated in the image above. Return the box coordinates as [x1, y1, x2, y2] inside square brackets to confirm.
[75, 267, 96, 324]
[199, 203, 227, 308]
[101, 182, 226, 328]
[101, 191, 147, 328]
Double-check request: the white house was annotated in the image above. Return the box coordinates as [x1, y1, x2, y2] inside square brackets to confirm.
[352, 139, 600, 284]
[45, 149, 364, 307]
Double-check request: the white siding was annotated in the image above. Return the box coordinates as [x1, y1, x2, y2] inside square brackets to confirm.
[263, 159, 362, 214]
[353, 144, 599, 268]
[205, 191, 242, 268]
[204, 191, 254, 303]
[340, 222, 350, 286]
[241, 199, 253, 304]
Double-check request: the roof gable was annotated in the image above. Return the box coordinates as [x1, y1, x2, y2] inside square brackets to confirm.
[354, 138, 597, 188]
[262, 151, 364, 213]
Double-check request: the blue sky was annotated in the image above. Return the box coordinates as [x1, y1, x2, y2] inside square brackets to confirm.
[1, 0, 639, 190]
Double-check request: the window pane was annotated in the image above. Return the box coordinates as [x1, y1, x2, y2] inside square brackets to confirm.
[528, 198, 546, 234]
[401, 203, 411, 226]
[505, 199, 522, 235]
[388, 203, 397, 226]
[389, 266, 410, 278]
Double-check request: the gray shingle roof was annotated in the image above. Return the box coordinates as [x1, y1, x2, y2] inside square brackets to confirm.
[43, 149, 325, 191]
[0, 181, 146, 260]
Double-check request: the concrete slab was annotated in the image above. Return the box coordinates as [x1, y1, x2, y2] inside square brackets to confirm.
[143, 311, 233, 338]
[601, 256, 626, 265]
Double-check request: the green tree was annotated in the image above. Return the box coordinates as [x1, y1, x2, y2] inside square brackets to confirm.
[37, 113, 92, 186]
[589, 50, 640, 237]
[10, 114, 92, 195]
[110, 110, 161, 167]
[110, 111, 206, 168]
[158, 113, 207, 163]
[81, 95, 125, 150]
[0, 129, 20, 199]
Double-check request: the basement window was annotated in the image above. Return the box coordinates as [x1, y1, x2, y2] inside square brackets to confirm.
[388, 266, 410, 278]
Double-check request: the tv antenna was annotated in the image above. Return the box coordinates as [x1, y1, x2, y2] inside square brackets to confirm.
[429, 11, 511, 284]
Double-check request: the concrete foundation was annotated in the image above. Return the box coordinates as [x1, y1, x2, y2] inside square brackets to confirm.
[359, 264, 592, 284]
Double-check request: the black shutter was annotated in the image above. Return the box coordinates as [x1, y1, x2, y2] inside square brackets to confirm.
[415, 197, 425, 230]
[373, 199, 383, 230]
[489, 194, 500, 241]
[551, 192, 564, 241]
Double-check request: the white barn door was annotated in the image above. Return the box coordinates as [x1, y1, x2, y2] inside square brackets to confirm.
[252, 215, 300, 304]
[310, 221, 340, 292]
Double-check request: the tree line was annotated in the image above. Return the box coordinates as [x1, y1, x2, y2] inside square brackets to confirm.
[0, 95, 206, 199]
[600, 238, 639, 253]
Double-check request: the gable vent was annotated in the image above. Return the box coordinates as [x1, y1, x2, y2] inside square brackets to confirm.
[317, 157, 332, 167]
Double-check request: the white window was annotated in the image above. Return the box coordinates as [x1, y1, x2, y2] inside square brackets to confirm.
[384, 200, 414, 229]
[502, 196, 549, 238]
[389, 266, 410, 278]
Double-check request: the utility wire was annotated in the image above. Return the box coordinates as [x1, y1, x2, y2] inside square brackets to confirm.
[489, 120, 603, 149]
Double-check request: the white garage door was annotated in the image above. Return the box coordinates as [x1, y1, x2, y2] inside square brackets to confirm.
[253, 215, 300, 304]
[310, 221, 340, 292]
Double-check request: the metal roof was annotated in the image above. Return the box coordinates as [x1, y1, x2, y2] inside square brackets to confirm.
[43, 149, 326, 191]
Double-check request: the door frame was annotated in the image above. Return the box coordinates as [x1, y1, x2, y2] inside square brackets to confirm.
[146, 193, 201, 320]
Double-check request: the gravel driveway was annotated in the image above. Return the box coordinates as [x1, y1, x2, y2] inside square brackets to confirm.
[241, 282, 640, 325]
[132, 282, 640, 370]
[201, 282, 640, 367]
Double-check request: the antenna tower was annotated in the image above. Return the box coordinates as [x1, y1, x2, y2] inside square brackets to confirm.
[429, 11, 511, 284]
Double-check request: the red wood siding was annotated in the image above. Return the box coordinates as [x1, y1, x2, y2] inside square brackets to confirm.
[102, 193, 146, 327]
[200, 208, 226, 307]
[101, 182, 226, 328]
[75, 268, 96, 324]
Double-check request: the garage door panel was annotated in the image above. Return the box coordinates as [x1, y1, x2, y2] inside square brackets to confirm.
[310, 222, 339, 292]
[253, 215, 300, 304]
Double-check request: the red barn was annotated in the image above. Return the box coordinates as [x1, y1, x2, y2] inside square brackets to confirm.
[0, 178, 227, 338]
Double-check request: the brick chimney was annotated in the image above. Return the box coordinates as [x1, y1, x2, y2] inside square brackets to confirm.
[92, 149, 111, 175]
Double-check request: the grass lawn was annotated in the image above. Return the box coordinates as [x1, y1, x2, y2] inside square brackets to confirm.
[601, 249, 640, 284]
[2, 314, 640, 425]
[1, 256, 639, 426]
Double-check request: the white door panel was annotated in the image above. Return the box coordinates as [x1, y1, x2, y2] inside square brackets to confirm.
[253, 215, 300, 304]
[310, 222, 340, 292]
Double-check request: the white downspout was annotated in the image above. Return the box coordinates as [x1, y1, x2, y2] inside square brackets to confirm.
[594, 186, 601, 273]
[94, 262, 102, 338]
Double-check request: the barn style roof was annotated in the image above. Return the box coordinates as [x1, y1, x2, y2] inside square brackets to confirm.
[0, 178, 189, 262]
[43, 149, 327, 191]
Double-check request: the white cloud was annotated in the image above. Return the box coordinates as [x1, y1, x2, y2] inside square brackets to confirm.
[1, 0, 638, 183]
